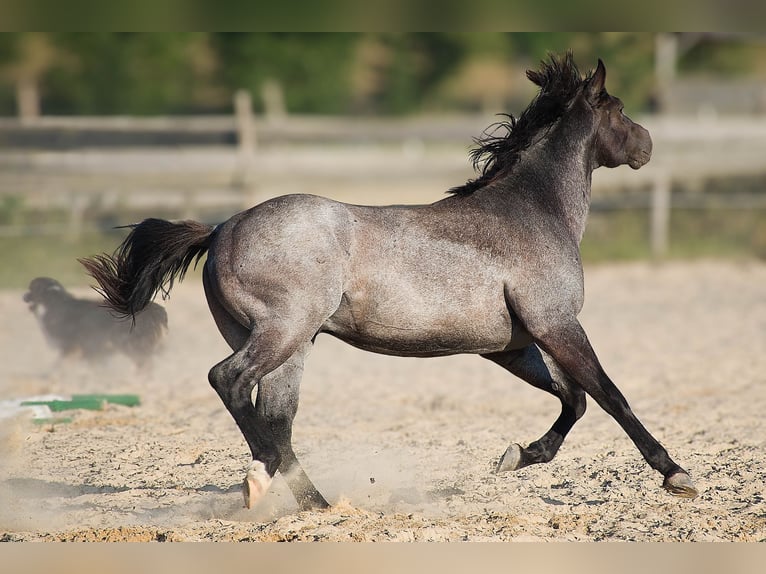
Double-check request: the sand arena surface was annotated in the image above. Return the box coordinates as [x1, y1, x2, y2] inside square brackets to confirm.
[1, 260, 765, 541]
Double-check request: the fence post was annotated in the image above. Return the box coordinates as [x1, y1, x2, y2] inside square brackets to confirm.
[262, 79, 286, 120]
[233, 89, 256, 187]
[650, 169, 671, 258]
[17, 77, 41, 123]
[654, 33, 678, 114]
[65, 193, 88, 241]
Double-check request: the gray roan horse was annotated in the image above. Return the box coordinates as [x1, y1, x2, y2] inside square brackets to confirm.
[81, 53, 698, 510]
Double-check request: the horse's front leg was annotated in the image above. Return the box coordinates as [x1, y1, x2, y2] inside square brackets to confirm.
[483, 344, 586, 471]
[531, 318, 698, 498]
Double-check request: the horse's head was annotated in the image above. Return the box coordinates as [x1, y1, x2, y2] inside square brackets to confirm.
[583, 59, 652, 171]
[448, 53, 654, 196]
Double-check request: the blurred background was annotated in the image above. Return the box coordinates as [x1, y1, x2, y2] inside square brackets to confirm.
[1, 32, 765, 288]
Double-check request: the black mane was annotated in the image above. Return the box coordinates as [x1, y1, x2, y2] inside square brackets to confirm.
[449, 52, 591, 196]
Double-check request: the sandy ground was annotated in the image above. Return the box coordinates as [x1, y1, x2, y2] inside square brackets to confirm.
[1, 260, 765, 542]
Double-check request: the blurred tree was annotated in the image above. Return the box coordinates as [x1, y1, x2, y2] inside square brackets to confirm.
[0, 33, 763, 117]
[508, 33, 655, 112]
[426, 33, 517, 113]
[0, 33, 58, 119]
[680, 35, 766, 77]
[511, 32, 580, 62]
[211, 33, 359, 115]
[369, 33, 466, 114]
[0, 34, 20, 115]
[43, 33, 206, 115]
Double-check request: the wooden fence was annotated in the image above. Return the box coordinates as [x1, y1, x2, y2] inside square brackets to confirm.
[1, 109, 765, 256]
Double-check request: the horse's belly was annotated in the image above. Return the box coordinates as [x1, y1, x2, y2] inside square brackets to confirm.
[323, 298, 530, 357]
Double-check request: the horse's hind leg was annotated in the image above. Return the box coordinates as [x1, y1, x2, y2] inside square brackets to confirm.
[484, 345, 586, 472]
[204, 277, 329, 510]
[253, 344, 330, 510]
[208, 336, 329, 511]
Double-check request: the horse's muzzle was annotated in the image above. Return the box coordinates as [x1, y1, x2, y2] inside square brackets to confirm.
[628, 149, 651, 170]
[628, 126, 652, 169]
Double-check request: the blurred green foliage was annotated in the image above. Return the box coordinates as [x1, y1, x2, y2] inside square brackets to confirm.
[0, 32, 763, 117]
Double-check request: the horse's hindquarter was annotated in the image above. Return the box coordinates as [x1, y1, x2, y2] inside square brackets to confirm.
[206, 194, 352, 332]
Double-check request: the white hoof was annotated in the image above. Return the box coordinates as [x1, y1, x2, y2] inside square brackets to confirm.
[243, 461, 273, 509]
[662, 471, 699, 499]
[495, 443, 523, 473]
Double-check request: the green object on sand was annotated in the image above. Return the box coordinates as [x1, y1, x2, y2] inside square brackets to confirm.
[20, 394, 141, 412]
[33, 417, 73, 425]
[72, 394, 141, 407]
[20, 398, 105, 411]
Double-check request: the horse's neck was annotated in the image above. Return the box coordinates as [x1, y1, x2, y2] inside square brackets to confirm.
[514, 124, 594, 243]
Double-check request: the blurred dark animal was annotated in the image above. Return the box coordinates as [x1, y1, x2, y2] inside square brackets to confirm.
[23, 277, 167, 369]
[81, 53, 697, 511]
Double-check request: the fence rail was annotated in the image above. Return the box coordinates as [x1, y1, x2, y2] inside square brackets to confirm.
[1, 111, 765, 256]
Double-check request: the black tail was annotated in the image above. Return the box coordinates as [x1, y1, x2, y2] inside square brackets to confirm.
[79, 218, 216, 318]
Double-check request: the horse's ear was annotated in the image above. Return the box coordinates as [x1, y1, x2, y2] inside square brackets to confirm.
[586, 58, 606, 102]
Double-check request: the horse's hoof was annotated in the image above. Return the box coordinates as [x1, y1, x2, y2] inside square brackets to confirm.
[495, 443, 523, 473]
[243, 461, 273, 509]
[662, 471, 698, 499]
[298, 495, 331, 512]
